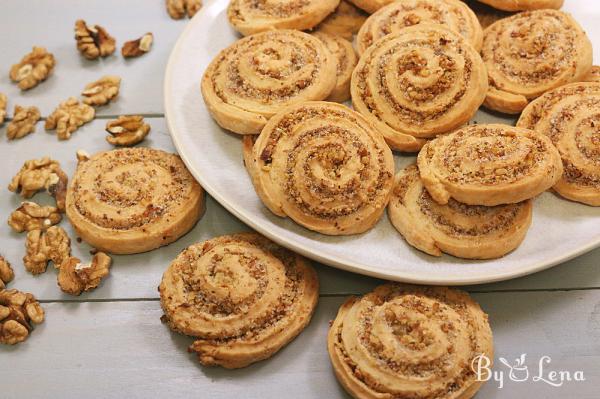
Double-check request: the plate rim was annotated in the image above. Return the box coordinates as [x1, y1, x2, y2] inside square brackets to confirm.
[163, 0, 600, 285]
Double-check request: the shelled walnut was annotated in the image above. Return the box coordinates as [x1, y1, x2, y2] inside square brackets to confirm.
[9, 157, 68, 211]
[74, 20, 116, 60]
[76, 149, 91, 163]
[0, 93, 7, 125]
[24, 226, 71, 275]
[0, 256, 15, 290]
[166, 0, 202, 19]
[8, 202, 62, 233]
[58, 253, 112, 296]
[81, 75, 121, 106]
[105, 115, 151, 146]
[122, 32, 153, 58]
[9, 47, 55, 90]
[0, 289, 44, 345]
[45, 97, 95, 140]
[6, 105, 40, 140]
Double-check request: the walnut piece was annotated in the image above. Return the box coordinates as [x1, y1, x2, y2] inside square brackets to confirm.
[9, 47, 55, 90]
[8, 202, 62, 233]
[76, 149, 91, 163]
[58, 253, 112, 296]
[74, 20, 116, 60]
[122, 32, 153, 58]
[9, 157, 68, 211]
[0, 289, 44, 345]
[45, 97, 95, 140]
[166, 0, 202, 19]
[7, 105, 41, 140]
[81, 75, 121, 106]
[0, 93, 7, 125]
[0, 256, 15, 290]
[106, 115, 151, 146]
[24, 226, 71, 275]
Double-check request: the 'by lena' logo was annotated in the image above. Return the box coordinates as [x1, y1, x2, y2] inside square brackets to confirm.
[471, 353, 586, 389]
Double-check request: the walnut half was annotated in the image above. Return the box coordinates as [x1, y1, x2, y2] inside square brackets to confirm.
[0, 93, 7, 125]
[45, 97, 95, 140]
[9, 47, 55, 90]
[0, 256, 15, 290]
[24, 226, 71, 275]
[75, 20, 116, 60]
[166, 0, 202, 19]
[58, 253, 112, 296]
[122, 33, 153, 58]
[9, 157, 68, 211]
[81, 76, 121, 106]
[0, 289, 44, 345]
[106, 115, 151, 146]
[7, 105, 41, 140]
[8, 202, 62, 233]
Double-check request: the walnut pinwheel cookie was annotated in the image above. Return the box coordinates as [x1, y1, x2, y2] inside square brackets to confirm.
[312, 32, 357, 103]
[517, 83, 600, 206]
[227, 0, 340, 36]
[482, 10, 592, 114]
[201, 30, 337, 135]
[65, 148, 205, 254]
[476, 0, 563, 12]
[417, 124, 563, 206]
[328, 283, 494, 399]
[351, 24, 488, 152]
[159, 233, 319, 369]
[389, 165, 532, 259]
[347, 0, 392, 14]
[356, 0, 483, 55]
[584, 66, 600, 83]
[247, 101, 394, 235]
[314, 0, 368, 40]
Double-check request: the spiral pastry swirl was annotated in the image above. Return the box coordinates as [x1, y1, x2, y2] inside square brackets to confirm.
[347, 0, 393, 14]
[159, 233, 319, 369]
[328, 283, 494, 399]
[201, 30, 337, 135]
[351, 24, 488, 152]
[247, 101, 394, 235]
[482, 10, 592, 114]
[314, 0, 368, 40]
[517, 83, 600, 206]
[227, 0, 340, 36]
[312, 32, 358, 103]
[417, 124, 563, 206]
[476, 0, 564, 12]
[66, 148, 205, 254]
[584, 66, 600, 83]
[389, 165, 532, 259]
[356, 0, 483, 55]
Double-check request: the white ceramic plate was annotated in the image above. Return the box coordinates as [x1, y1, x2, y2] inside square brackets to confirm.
[164, 0, 600, 285]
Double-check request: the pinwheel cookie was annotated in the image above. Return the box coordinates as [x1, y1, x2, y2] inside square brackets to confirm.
[201, 30, 337, 135]
[314, 0, 368, 40]
[356, 0, 483, 55]
[328, 283, 494, 399]
[584, 66, 600, 83]
[66, 148, 205, 254]
[227, 0, 340, 36]
[312, 32, 357, 103]
[246, 101, 394, 235]
[417, 124, 563, 206]
[347, 0, 393, 14]
[159, 233, 319, 369]
[482, 10, 592, 114]
[351, 24, 487, 152]
[476, 0, 563, 12]
[518, 83, 600, 206]
[389, 165, 532, 259]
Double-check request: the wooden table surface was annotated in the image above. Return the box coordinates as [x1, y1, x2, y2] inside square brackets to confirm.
[1, 1, 599, 398]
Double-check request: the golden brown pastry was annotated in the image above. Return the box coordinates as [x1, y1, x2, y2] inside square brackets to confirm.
[357, 0, 483, 55]
[312, 32, 357, 102]
[389, 164, 532, 259]
[328, 283, 494, 399]
[482, 10, 592, 114]
[517, 83, 600, 206]
[583, 66, 600, 83]
[463, 0, 514, 28]
[248, 101, 394, 235]
[159, 233, 319, 369]
[227, 0, 340, 36]
[417, 124, 563, 206]
[352, 24, 487, 152]
[66, 148, 205, 254]
[476, 0, 563, 11]
[347, 0, 393, 14]
[201, 30, 337, 135]
[314, 0, 368, 40]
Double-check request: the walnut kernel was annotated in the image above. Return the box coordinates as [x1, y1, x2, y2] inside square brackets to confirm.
[122, 32, 153, 58]
[24, 226, 71, 275]
[0, 256, 15, 290]
[6, 105, 41, 140]
[74, 20, 116, 60]
[0, 93, 7, 125]
[58, 253, 112, 296]
[9, 157, 68, 211]
[0, 289, 44, 345]
[8, 202, 62, 233]
[76, 149, 91, 163]
[166, 0, 202, 19]
[106, 115, 151, 146]
[9, 47, 55, 90]
[81, 75, 121, 106]
[45, 97, 95, 140]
